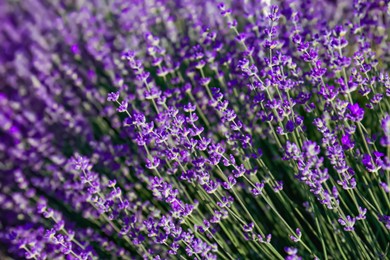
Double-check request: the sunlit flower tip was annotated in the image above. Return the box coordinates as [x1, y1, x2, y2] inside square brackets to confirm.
[117, 100, 128, 112]
[108, 179, 117, 188]
[284, 247, 298, 255]
[107, 91, 120, 102]
[338, 215, 356, 231]
[146, 157, 161, 170]
[346, 103, 364, 122]
[71, 156, 90, 171]
[341, 134, 354, 150]
[243, 222, 254, 233]
[258, 233, 272, 244]
[356, 207, 367, 220]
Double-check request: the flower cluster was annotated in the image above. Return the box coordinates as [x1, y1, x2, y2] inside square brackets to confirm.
[1, 0, 390, 259]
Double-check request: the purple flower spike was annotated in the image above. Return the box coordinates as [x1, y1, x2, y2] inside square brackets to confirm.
[71, 156, 90, 171]
[346, 103, 364, 122]
[381, 114, 390, 146]
[338, 215, 356, 231]
[290, 228, 302, 242]
[341, 134, 354, 150]
[107, 91, 120, 102]
[117, 100, 128, 113]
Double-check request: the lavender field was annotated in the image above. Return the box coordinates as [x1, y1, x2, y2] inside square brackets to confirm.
[0, 0, 390, 259]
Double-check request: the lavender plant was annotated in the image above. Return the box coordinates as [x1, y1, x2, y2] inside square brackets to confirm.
[0, 0, 389, 259]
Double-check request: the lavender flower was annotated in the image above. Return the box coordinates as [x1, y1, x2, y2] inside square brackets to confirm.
[346, 103, 365, 122]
